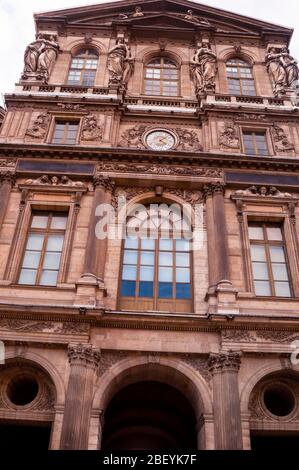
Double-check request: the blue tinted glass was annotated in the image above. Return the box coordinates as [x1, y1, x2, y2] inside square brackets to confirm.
[176, 283, 191, 299]
[139, 281, 154, 298]
[121, 280, 136, 297]
[158, 282, 173, 299]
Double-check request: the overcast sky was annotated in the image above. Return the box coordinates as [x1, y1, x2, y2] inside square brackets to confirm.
[1, 0, 299, 106]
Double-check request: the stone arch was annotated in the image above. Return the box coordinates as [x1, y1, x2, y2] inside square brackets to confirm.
[92, 355, 213, 418]
[219, 47, 258, 66]
[240, 359, 299, 414]
[4, 349, 66, 406]
[138, 47, 186, 65]
[66, 39, 106, 55]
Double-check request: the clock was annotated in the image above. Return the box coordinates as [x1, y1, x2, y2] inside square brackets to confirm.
[145, 130, 176, 151]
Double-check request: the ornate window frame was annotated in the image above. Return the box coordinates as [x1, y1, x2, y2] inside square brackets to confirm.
[66, 47, 99, 87]
[3, 178, 87, 287]
[142, 56, 181, 97]
[225, 56, 256, 96]
[231, 188, 299, 298]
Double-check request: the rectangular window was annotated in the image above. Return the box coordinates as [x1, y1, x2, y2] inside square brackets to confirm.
[18, 212, 68, 287]
[248, 222, 292, 297]
[243, 131, 268, 156]
[52, 121, 79, 145]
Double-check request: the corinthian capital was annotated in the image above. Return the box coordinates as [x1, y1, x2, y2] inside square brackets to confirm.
[93, 174, 115, 193]
[0, 171, 16, 186]
[67, 343, 101, 369]
[203, 182, 225, 200]
[208, 350, 241, 374]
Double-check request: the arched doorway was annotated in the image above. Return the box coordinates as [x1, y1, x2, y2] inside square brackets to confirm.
[102, 381, 197, 450]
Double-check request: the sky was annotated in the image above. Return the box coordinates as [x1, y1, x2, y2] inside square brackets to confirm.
[1, 0, 299, 106]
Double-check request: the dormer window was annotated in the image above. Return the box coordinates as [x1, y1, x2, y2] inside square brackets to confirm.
[144, 57, 179, 97]
[67, 48, 98, 87]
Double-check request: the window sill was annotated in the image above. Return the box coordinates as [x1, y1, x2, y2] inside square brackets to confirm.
[107, 309, 198, 318]
[0, 282, 76, 291]
[238, 292, 298, 301]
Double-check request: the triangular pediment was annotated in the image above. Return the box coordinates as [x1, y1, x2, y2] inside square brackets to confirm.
[35, 0, 293, 38]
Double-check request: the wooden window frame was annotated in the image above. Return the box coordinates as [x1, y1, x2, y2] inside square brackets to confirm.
[143, 57, 180, 97]
[241, 129, 270, 156]
[226, 58, 256, 96]
[17, 211, 68, 287]
[248, 221, 293, 298]
[67, 49, 99, 87]
[50, 119, 80, 145]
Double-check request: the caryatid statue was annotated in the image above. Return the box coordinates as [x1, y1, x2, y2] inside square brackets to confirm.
[266, 46, 299, 97]
[107, 38, 134, 88]
[190, 41, 217, 96]
[22, 34, 59, 82]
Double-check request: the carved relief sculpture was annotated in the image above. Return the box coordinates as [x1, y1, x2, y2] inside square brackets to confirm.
[219, 122, 240, 150]
[184, 10, 211, 25]
[118, 125, 146, 148]
[233, 185, 292, 198]
[176, 129, 203, 151]
[190, 41, 217, 97]
[266, 46, 299, 97]
[22, 34, 60, 82]
[25, 113, 50, 139]
[25, 174, 85, 187]
[271, 124, 294, 153]
[107, 38, 134, 89]
[81, 114, 104, 141]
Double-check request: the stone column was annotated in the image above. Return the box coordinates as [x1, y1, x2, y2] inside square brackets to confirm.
[82, 175, 115, 282]
[60, 344, 101, 450]
[212, 183, 230, 282]
[0, 171, 15, 231]
[203, 185, 217, 287]
[208, 351, 243, 450]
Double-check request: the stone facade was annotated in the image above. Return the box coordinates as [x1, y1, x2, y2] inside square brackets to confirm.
[0, 0, 299, 450]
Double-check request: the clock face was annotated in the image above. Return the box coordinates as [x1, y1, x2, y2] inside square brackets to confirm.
[145, 130, 176, 151]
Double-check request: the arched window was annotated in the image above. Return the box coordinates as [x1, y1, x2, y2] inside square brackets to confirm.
[67, 48, 98, 86]
[144, 57, 179, 96]
[226, 58, 255, 96]
[119, 204, 193, 312]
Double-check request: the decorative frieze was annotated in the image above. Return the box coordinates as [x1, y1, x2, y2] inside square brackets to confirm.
[219, 122, 240, 150]
[233, 185, 293, 198]
[25, 113, 50, 139]
[24, 174, 85, 187]
[81, 114, 104, 142]
[114, 186, 203, 207]
[222, 329, 256, 342]
[97, 161, 223, 179]
[0, 318, 90, 335]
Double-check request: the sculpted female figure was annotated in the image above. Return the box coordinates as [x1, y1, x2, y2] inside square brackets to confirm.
[37, 36, 60, 81]
[23, 34, 45, 76]
[280, 47, 299, 87]
[265, 47, 287, 96]
[107, 38, 133, 85]
[190, 42, 217, 95]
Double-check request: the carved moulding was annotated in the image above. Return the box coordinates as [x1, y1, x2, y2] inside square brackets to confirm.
[0, 158, 17, 169]
[118, 125, 203, 152]
[0, 318, 90, 335]
[114, 186, 203, 208]
[24, 174, 85, 188]
[97, 161, 223, 179]
[221, 328, 299, 344]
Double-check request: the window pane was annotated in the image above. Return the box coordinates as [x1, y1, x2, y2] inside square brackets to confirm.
[46, 235, 64, 252]
[26, 234, 44, 251]
[176, 283, 191, 299]
[159, 267, 172, 282]
[272, 264, 289, 281]
[176, 240, 190, 252]
[31, 215, 48, 229]
[140, 266, 154, 281]
[176, 268, 190, 282]
[18, 269, 37, 285]
[39, 270, 58, 286]
[141, 239, 155, 250]
[22, 251, 41, 269]
[125, 237, 138, 249]
[122, 265, 137, 281]
[43, 252, 61, 270]
[159, 252, 172, 266]
[274, 282, 291, 297]
[252, 262, 269, 280]
[250, 245, 266, 262]
[123, 250, 138, 265]
[139, 281, 154, 298]
[176, 253, 190, 267]
[248, 225, 264, 240]
[141, 251, 155, 266]
[159, 239, 173, 251]
[158, 282, 173, 298]
[121, 280, 136, 297]
[266, 227, 283, 241]
[254, 280, 271, 296]
[51, 215, 67, 229]
[269, 246, 286, 263]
